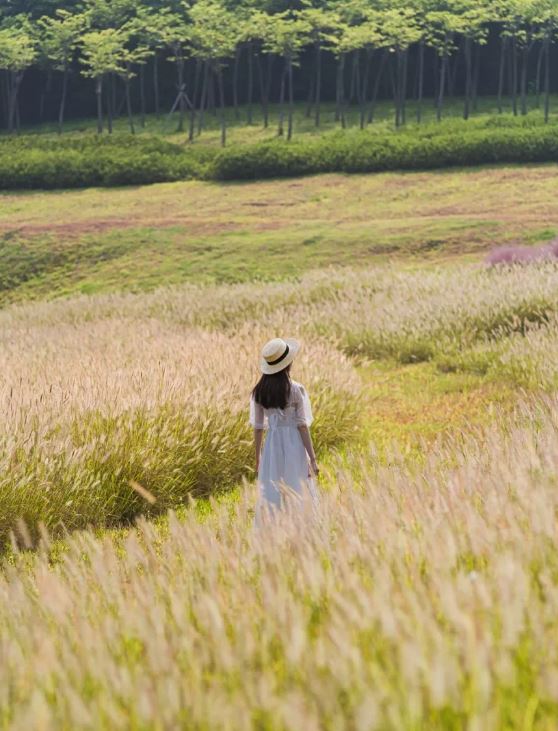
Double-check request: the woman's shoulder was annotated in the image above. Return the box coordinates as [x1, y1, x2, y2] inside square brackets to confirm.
[290, 380, 308, 397]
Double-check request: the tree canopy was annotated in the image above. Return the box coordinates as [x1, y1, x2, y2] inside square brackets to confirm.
[3, 0, 558, 141]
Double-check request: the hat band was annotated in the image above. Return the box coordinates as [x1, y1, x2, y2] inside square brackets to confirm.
[267, 344, 289, 366]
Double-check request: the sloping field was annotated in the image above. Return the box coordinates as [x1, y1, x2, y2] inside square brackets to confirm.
[1, 164, 558, 303]
[3, 163, 558, 729]
[3, 260, 558, 728]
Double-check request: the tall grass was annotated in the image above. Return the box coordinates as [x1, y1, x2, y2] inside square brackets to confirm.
[3, 396, 558, 729]
[0, 317, 361, 544]
[3, 262, 558, 542]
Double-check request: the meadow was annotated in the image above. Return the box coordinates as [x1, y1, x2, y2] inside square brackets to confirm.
[4, 158, 558, 727]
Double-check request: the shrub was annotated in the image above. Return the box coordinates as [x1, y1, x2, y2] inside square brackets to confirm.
[0, 135, 209, 189]
[5, 121, 558, 189]
[212, 126, 558, 180]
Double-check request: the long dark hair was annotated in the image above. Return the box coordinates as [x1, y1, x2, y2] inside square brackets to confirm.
[252, 364, 292, 409]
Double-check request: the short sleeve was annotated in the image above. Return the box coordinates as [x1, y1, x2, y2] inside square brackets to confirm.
[293, 383, 313, 427]
[250, 395, 265, 429]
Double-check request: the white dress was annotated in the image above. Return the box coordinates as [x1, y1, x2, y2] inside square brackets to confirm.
[250, 381, 319, 522]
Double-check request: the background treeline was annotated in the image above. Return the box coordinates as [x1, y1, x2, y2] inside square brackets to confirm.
[2, 0, 558, 144]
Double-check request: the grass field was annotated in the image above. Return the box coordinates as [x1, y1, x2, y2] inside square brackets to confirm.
[3, 153, 558, 727]
[2, 164, 558, 304]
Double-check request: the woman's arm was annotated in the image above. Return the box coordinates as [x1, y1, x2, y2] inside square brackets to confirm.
[254, 428, 264, 475]
[297, 425, 319, 476]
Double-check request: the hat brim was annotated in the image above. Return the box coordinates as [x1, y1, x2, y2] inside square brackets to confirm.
[260, 338, 300, 375]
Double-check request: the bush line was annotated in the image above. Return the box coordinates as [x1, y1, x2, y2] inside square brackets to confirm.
[3, 122, 558, 189]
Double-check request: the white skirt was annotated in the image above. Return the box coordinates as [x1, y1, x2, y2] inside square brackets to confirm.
[255, 425, 319, 525]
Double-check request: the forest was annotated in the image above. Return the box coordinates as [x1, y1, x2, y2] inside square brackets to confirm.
[2, 0, 558, 143]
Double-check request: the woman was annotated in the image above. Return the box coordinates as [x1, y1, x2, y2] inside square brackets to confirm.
[250, 337, 319, 522]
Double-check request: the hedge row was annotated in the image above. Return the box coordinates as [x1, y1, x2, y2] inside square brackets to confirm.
[2, 124, 558, 189]
[211, 126, 558, 180]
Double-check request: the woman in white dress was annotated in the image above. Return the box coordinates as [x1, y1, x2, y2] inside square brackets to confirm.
[250, 337, 319, 522]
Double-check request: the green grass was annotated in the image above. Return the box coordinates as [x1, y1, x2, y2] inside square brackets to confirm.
[2, 163, 558, 305]
[11, 95, 558, 145]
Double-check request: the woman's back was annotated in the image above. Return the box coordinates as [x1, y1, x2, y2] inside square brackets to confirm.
[250, 381, 313, 430]
[251, 338, 319, 523]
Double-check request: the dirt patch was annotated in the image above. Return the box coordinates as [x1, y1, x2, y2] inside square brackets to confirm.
[0, 217, 246, 240]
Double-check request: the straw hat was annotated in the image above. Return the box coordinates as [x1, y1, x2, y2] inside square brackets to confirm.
[260, 337, 300, 375]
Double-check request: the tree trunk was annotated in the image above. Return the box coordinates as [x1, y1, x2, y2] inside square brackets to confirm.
[359, 49, 371, 129]
[198, 61, 209, 135]
[416, 41, 424, 123]
[433, 46, 439, 107]
[305, 73, 314, 118]
[472, 43, 481, 111]
[544, 36, 551, 123]
[257, 52, 273, 129]
[394, 49, 408, 127]
[349, 50, 359, 103]
[368, 50, 387, 123]
[336, 54, 346, 127]
[208, 72, 216, 115]
[0, 71, 8, 129]
[394, 50, 402, 126]
[447, 41, 458, 99]
[436, 52, 447, 122]
[125, 75, 135, 134]
[232, 44, 241, 119]
[401, 49, 408, 125]
[287, 55, 294, 140]
[278, 62, 286, 137]
[535, 42, 544, 108]
[520, 43, 529, 115]
[177, 58, 185, 133]
[95, 76, 103, 134]
[189, 59, 201, 143]
[58, 67, 69, 135]
[511, 36, 518, 116]
[7, 72, 17, 134]
[463, 36, 472, 120]
[314, 43, 322, 127]
[247, 42, 254, 125]
[153, 51, 160, 116]
[107, 75, 114, 134]
[139, 64, 146, 127]
[39, 70, 53, 121]
[497, 36, 507, 113]
[217, 67, 226, 147]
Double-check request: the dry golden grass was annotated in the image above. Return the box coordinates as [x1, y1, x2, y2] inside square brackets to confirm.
[3, 396, 558, 730]
[3, 260, 558, 727]
[4, 262, 558, 543]
[0, 312, 361, 543]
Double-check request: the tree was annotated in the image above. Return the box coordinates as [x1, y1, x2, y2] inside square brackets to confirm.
[379, 4, 422, 126]
[157, 8, 192, 133]
[531, 0, 558, 121]
[80, 27, 127, 133]
[423, 3, 461, 121]
[299, 4, 340, 127]
[38, 9, 84, 133]
[452, 0, 490, 120]
[261, 10, 310, 140]
[188, 0, 239, 146]
[0, 16, 37, 133]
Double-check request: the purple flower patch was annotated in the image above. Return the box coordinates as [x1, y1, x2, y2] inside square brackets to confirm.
[486, 238, 558, 266]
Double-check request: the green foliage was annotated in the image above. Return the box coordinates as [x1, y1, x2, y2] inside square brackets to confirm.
[6, 115, 558, 189]
[211, 121, 558, 179]
[0, 135, 208, 188]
